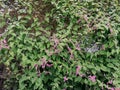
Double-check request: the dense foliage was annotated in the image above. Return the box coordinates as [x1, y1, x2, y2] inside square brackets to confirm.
[0, 0, 120, 90]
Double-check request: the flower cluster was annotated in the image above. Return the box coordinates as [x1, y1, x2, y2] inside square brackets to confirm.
[34, 58, 53, 76]
[0, 39, 9, 50]
[88, 75, 96, 82]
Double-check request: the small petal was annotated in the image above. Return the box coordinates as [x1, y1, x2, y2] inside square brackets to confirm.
[76, 43, 81, 50]
[115, 88, 120, 90]
[41, 58, 47, 69]
[107, 80, 113, 84]
[63, 76, 68, 82]
[46, 63, 53, 67]
[88, 75, 96, 82]
[3, 39, 7, 44]
[76, 66, 81, 76]
[110, 87, 115, 90]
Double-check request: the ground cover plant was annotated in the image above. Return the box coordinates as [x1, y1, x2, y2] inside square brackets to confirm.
[0, 0, 120, 90]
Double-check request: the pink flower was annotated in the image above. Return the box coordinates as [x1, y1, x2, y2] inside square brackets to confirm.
[115, 88, 120, 90]
[63, 76, 68, 82]
[0, 34, 2, 37]
[88, 75, 96, 82]
[0, 39, 9, 50]
[76, 66, 81, 76]
[41, 58, 47, 69]
[41, 58, 53, 69]
[107, 80, 113, 84]
[46, 60, 53, 67]
[110, 87, 115, 90]
[3, 39, 7, 44]
[75, 43, 81, 51]
[46, 63, 53, 67]
[67, 45, 72, 53]
[67, 45, 74, 59]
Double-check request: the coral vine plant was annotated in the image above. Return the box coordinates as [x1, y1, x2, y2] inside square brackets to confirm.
[0, 0, 120, 90]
